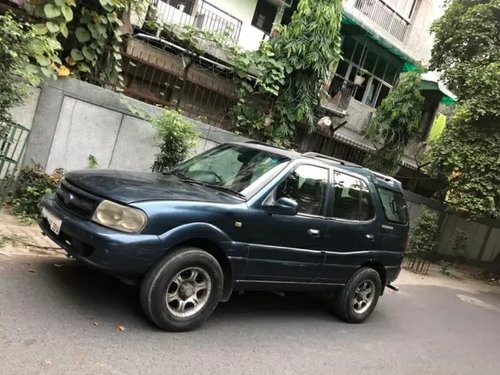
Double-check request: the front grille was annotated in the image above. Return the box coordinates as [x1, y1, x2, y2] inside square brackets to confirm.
[56, 179, 100, 219]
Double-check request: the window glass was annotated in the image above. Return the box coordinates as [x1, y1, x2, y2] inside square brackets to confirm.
[171, 145, 288, 194]
[276, 165, 328, 216]
[363, 51, 377, 73]
[336, 60, 349, 78]
[384, 64, 398, 85]
[377, 187, 408, 224]
[361, 182, 375, 220]
[332, 171, 362, 220]
[374, 58, 387, 79]
[365, 79, 381, 107]
[342, 36, 356, 61]
[352, 42, 364, 65]
[252, 0, 277, 33]
[375, 85, 391, 108]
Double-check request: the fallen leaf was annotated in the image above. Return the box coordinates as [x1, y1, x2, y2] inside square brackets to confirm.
[28, 269, 36, 273]
[117, 325, 126, 332]
[54, 264, 63, 268]
[93, 322, 98, 326]
[58, 65, 70, 77]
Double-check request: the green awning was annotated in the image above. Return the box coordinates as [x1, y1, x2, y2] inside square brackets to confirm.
[421, 72, 457, 106]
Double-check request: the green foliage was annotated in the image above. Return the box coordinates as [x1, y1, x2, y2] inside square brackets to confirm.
[450, 229, 468, 264]
[151, 110, 199, 173]
[88, 154, 98, 169]
[363, 71, 424, 174]
[407, 207, 440, 258]
[0, 13, 45, 141]
[8, 165, 64, 219]
[430, 119, 500, 218]
[429, 0, 500, 218]
[439, 260, 452, 277]
[235, 0, 343, 146]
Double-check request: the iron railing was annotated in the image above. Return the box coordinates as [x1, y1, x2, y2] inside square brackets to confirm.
[0, 123, 30, 199]
[353, 0, 411, 42]
[153, 0, 243, 42]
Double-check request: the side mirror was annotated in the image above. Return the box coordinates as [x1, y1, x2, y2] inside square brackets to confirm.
[267, 197, 298, 216]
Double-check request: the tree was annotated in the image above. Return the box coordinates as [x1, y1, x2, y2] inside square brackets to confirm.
[429, 0, 500, 218]
[236, 0, 343, 146]
[363, 70, 424, 175]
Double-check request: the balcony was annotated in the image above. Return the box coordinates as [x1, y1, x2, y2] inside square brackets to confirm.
[349, 0, 411, 42]
[153, 0, 243, 43]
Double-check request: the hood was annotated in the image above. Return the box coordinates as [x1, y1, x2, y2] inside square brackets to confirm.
[64, 170, 242, 205]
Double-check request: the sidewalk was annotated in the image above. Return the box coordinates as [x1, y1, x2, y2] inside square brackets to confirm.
[0, 208, 62, 256]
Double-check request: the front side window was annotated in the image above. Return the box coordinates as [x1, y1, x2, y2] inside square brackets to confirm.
[332, 171, 375, 221]
[377, 187, 408, 224]
[170, 145, 289, 196]
[275, 165, 329, 216]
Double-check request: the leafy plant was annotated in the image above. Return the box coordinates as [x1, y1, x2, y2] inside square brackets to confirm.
[450, 229, 468, 265]
[429, 0, 500, 218]
[439, 260, 452, 277]
[363, 70, 424, 175]
[151, 110, 199, 173]
[8, 165, 64, 219]
[88, 154, 98, 169]
[407, 207, 440, 259]
[0, 13, 45, 141]
[235, 0, 343, 146]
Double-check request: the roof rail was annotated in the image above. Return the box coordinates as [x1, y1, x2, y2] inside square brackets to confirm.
[372, 171, 398, 184]
[244, 140, 290, 151]
[302, 152, 362, 168]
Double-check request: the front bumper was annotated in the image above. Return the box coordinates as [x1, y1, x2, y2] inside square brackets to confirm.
[38, 195, 163, 278]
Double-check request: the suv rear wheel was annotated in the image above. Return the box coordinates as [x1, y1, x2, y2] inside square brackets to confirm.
[332, 267, 381, 323]
[140, 247, 223, 331]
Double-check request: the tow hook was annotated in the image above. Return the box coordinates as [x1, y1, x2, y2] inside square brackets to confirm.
[386, 284, 399, 292]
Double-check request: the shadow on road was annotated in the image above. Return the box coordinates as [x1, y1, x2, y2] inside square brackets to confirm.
[39, 256, 336, 329]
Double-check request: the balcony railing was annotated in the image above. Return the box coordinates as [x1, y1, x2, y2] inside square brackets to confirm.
[154, 0, 243, 43]
[352, 0, 410, 42]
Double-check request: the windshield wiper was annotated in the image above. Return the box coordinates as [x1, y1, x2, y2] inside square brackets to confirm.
[202, 184, 247, 200]
[170, 171, 246, 200]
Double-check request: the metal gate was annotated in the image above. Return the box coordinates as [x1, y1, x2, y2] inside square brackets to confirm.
[0, 123, 30, 200]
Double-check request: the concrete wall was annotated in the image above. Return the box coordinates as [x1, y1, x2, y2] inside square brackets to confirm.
[345, 99, 376, 133]
[22, 78, 248, 173]
[405, 0, 445, 64]
[404, 192, 500, 264]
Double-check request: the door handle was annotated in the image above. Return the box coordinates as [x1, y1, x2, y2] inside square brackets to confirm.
[365, 234, 375, 241]
[307, 229, 321, 237]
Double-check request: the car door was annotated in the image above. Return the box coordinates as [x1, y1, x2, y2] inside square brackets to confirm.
[241, 164, 330, 281]
[319, 170, 379, 283]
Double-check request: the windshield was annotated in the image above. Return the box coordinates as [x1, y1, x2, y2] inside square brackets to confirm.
[169, 144, 290, 196]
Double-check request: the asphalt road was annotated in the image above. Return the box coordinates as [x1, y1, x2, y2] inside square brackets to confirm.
[1, 254, 500, 375]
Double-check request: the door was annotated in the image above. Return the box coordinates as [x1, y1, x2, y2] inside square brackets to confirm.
[241, 164, 330, 281]
[319, 170, 379, 282]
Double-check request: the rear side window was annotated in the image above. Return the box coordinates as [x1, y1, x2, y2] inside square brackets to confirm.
[377, 187, 408, 224]
[332, 171, 375, 221]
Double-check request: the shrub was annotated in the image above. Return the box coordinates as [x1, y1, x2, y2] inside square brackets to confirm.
[407, 207, 440, 258]
[8, 165, 64, 219]
[450, 229, 469, 264]
[151, 110, 199, 173]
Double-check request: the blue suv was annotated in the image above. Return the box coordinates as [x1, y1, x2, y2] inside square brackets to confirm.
[39, 142, 409, 331]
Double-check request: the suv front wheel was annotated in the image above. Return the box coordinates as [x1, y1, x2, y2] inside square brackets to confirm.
[332, 267, 382, 323]
[140, 247, 224, 331]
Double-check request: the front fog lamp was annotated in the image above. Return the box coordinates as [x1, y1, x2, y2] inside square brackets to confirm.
[92, 200, 147, 233]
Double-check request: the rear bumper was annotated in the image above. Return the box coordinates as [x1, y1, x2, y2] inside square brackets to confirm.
[38, 195, 163, 278]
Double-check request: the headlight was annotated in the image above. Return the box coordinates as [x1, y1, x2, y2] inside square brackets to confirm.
[92, 200, 147, 233]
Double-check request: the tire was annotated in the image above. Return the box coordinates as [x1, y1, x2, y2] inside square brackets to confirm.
[332, 267, 382, 323]
[140, 247, 224, 332]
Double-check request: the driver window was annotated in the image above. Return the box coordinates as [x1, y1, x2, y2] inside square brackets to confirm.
[275, 165, 328, 216]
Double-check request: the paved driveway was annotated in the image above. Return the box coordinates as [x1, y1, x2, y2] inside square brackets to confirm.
[1, 252, 500, 375]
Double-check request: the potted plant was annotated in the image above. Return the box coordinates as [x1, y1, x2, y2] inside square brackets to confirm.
[354, 69, 368, 86]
